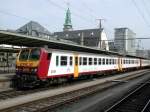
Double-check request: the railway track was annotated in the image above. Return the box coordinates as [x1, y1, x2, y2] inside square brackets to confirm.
[105, 79, 150, 112]
[0, 70, 147, 101]
[0, 75, 104, 101]
[0, 78, 95, 101]
[0, 70, 149, 112]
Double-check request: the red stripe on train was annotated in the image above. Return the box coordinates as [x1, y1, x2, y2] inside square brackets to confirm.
[37, 48, 50, 79]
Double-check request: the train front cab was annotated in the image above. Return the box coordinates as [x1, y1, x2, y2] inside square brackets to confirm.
[15, 48, 50, 88]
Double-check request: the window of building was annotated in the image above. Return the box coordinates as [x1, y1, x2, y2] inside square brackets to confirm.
[89, 58, 92, 65]
[61, 56, 67, 66]
[56, 56, 59, 66]
[83, 57, 87, 65]
[70, 56, 73, 66]
[94, 58, 97, 65]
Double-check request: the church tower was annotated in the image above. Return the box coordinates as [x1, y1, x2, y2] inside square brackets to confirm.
[63, 7, 73, 31]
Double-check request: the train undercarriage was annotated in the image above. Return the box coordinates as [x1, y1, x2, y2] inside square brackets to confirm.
[12, 67, 145, 89]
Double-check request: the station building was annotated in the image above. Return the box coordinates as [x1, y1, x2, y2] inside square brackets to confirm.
[53, 7, 109, 50]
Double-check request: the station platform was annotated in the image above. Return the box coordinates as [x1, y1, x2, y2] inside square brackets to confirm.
[0, 73, 15, 92]
[0, 69, 149, 110]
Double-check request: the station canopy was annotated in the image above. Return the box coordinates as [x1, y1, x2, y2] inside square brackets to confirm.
[0, 30, 141, 58]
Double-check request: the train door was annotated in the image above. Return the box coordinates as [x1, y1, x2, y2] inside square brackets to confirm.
[118, 57, 122, 71]
[74, 55, 79, 78]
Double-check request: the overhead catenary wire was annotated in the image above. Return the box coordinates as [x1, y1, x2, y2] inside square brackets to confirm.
[131, 0, 150, 27]
[0, 9, 30, 21]
[0, 9, 58, 31]
[142, 0, 150, 18]
[46, 0, 95, 25]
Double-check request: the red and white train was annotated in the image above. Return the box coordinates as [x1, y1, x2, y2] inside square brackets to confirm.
[14, 47, 150, 88]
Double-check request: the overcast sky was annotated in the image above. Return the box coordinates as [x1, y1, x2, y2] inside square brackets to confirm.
[0, 0, 150, 49]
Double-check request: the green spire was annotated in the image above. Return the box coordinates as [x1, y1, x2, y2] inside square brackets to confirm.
[63, 8, 73, 31]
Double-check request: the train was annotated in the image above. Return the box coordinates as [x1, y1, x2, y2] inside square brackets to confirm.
[13, 47, 150, 88]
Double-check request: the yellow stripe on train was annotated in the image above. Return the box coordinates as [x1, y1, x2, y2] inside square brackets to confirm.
[16, 60, 39, 67]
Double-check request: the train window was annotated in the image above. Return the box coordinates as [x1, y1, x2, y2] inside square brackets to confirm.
[47, 53, 52, 60]
[109, 59, 111, 64]
[83, 57, 87, 65]
[89, 58, 92, 65]
[114, 59, 115, 64]
[106, 59, 108, 65]
[113, 59, 115, 64]
[103, 58, 105, 65]
[79, 57, 82, 65]
[94, 58, 97, 65]
[123, 60, 125, 64]
[61, 56, 67, 66]
[19, 50, 29, 61]
[30, 49, 41, 60]
[98, 58, 101, 65]
[56, 56, 59, 66]
[70, 57, 73, 66]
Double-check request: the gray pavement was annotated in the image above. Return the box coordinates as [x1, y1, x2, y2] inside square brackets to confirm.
[0, 69, 148, 111]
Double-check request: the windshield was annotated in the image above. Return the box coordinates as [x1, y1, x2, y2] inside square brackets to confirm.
[29, 49, 40, 61]
[19, 48, 40, 61]
[19, 50, 29, 61]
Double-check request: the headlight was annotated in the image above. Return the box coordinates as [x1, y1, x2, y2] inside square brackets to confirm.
[34, 68, 37, 72]
[31, 68, 37, 72]
[16, 68, 18, 71]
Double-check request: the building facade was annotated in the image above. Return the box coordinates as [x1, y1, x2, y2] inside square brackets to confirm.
[114, 28, 136, 56]
[54, 29, 109, 50]
[54, 6, 109, 50]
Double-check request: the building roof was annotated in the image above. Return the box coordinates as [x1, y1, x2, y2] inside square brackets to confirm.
[16, 21, 51, 36]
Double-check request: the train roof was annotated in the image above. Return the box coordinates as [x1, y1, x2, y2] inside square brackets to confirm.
[44, 47, 149, 60]
[20, 47, 149, 59]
